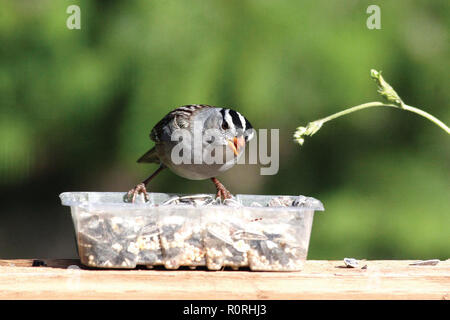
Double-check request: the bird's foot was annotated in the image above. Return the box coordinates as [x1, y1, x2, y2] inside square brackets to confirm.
[124, 183, 149, 203]
[211, 177, 232, 200]
[216, 187, 232, 200]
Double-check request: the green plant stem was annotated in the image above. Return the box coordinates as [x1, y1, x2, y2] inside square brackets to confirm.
[317, 101, 450, 134]
[401, 104, 450, 134]
[294, 69, 450, 145]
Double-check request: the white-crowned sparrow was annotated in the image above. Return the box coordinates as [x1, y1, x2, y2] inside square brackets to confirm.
[126, 104, 254, 202]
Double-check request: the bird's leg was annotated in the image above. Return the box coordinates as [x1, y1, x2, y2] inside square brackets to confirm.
[211, 177, 232, 200]
[126, 183, 148, 203]
[125, 165, 165, 203]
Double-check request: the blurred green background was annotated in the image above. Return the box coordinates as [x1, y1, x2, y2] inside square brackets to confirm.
[0, 0, 448, 260]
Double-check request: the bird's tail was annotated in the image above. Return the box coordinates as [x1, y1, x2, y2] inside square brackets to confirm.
[137, 147, 160, 163]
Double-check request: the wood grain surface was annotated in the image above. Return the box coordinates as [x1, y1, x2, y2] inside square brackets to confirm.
[0, 259, 448, 299]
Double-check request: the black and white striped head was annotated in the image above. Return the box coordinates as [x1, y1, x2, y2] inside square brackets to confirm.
[219, 108, 254, 142]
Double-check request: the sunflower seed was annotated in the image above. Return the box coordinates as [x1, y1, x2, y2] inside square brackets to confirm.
[409, 259, 440, 266]
[344, 257, 359, 268]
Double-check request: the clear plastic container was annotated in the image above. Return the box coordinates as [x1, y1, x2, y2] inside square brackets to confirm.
[60, 192, 324, 271]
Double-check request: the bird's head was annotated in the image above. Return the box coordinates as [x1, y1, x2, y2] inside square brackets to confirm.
[217, 108, 254, 156]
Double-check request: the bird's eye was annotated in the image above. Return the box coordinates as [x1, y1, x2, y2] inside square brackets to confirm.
[221, 121, 229, 130]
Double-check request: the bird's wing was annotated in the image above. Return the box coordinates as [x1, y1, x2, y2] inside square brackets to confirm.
[139, 105, 213, 163]
[149, 105, 212, 142]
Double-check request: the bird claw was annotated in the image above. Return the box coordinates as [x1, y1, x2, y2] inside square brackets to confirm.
[216, 188, 232, 200]
[211, 177, 233, 200]
[214, 183, 232, 200]
[124, 183, 149, 203]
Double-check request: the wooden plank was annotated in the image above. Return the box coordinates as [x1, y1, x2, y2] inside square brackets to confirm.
[0, 259, 448, 299]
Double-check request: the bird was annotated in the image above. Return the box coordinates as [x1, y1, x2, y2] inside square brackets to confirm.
[125, 104, 254, 202]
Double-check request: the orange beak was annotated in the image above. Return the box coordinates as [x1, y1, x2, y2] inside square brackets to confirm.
[227, 136, 245, 156]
